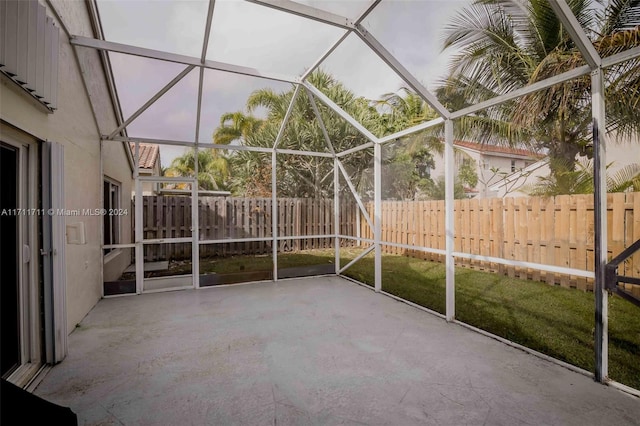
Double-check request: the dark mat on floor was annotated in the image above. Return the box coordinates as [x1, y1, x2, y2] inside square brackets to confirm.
[1, 379, 77, 426]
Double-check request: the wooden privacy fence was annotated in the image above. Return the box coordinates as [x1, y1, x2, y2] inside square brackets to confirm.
[362, 192, 640, 294]
[136, 193, 640, 295]
[137, 196, 358, 261]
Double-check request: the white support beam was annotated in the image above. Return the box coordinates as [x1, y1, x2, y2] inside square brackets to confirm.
[244, 0, 354, 30]
[201, 235, 342, 243]
[301, 31, 350, 81]
[592, 67, 608, 382]
[453, 252, 595, 279]
[133, 142, 143, 295]
[198, 143, 273, 154]
[108, 65, 195, 139]
[354, 0, 382, 24]
[334, 157, 340, 274]
[274, 85, 300, 149]
[373, 142, 382, 292]
[70, 36, 299, 84]
[201, 0, 216, 62]
[548, 0, 601, 68]
[142, 237, 193, 245]
[339, 245, 375, 274]
[378, 117, 445, 145]
[338, 235, 374, 244]
[300, 0, 381, 81]
[106, 136, 195, 147]
[106, 136, 277, 154]
[195, 67, 204, 143]
[192, 203, 200, 284]
[277, 234, 336, 241]
[277, 148, 334, 158]
[337, 142, 374, 158]
[200, 237, 274, 245]
[354, 24, 451, 119]
[336, 160, 374, 231]
[304, 82, 379, 143]
[192, 130, 200, 289]
[601, 45, 640, 69]
[450, 65, 591, 119]
[137, 176, 196, 183]
[306, 87, 335, 155]
[271, 150, 278, 281]
[386, 242, 446, 256]
[444, 119, 455, 322]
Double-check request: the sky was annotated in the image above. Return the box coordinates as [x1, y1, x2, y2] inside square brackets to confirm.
[97, 0, 470, 167]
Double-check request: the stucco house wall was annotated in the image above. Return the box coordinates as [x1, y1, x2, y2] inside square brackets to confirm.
[102, 141, 135, 282]
[489, 135, 639, 198]
[0, 0, 132, 332]
[429, 141, 538, 198]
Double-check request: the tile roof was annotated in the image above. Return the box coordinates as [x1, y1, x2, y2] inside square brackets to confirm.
[454, 140, 542, 158]
[129, 143, 160, 169]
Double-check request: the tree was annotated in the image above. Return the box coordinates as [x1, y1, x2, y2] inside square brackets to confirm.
[458, 157, 479, 189]
[215, 70, 382, 198]
[213, 112, 263, 146]
[421, 176, 468, 200]
[439, 0, 640, 186]
[373, 88, 445, 155]
[381, 147, 436, 200]
[164, 149, 229, 191]
[525, 159, 640, 196]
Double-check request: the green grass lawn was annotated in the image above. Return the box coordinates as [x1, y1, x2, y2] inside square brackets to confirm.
[339, 250, 640, 391]
[138, 248, 640, 389]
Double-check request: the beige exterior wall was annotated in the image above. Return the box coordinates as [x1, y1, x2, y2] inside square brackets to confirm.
[103, 142, 134, 282]
[430, 146, 535, 197]
[139, 167, 162, 195]
[0, 1, 131, 333]
[490, 135, 639, 198]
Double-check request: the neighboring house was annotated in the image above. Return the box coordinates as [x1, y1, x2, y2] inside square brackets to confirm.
[429, 140, 542, 198]
[489, 135, 640, 198]
[130, 142, 161, 195]
[1, 0, 133, 385]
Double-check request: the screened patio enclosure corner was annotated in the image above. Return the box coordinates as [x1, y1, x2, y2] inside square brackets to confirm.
[84, 0, 640, 394]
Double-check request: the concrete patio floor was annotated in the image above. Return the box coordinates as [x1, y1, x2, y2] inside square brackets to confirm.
[35, 276, 639, 425]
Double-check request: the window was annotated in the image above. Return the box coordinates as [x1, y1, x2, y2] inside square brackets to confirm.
[103, 179, 120, 254]
[511, 160, 516, 172]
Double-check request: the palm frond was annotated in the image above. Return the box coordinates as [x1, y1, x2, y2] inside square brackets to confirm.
[600, 0, 640, 34]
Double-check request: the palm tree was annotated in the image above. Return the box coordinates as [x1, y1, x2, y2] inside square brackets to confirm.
[164, 149, 229, 191]
[439, 0, 640, 184]
[213, 112, 263, 146]
[215, 70, 382, 198]
[373, 88, 444, 155]
[525, 159, 640, 196]
[375, 88, 438, 128]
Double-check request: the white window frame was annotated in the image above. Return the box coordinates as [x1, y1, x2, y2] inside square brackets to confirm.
[103, 177, 121, 256]
[1, 125, 43, 387]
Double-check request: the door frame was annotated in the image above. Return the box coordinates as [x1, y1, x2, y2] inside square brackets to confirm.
[1, 125, 43, 387]
[136, 176, 198, 293]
